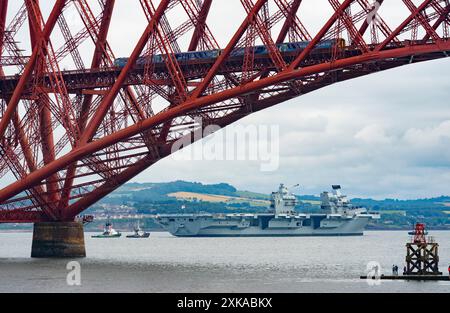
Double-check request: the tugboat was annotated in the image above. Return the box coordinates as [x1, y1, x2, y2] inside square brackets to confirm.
[92, 222, 122, 238]
[126, 222, 151, 238]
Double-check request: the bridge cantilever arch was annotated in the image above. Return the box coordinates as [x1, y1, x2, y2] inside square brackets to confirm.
[0, 0, 449, 257]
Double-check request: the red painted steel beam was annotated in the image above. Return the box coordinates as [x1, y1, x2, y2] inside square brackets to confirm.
[423, 2, 450, 41]
[0, 210, 48, 223]
[403, 0, 441, 42]
[375, 0, 434, 52]
[2, 1, 58, 220]
[0, 0, 8, 76]
[259, 0, 305, 81]
[1, 40, 449, 206]
[26, 0, 61, 209]
[90, 0, 115, 70]
[330, 0, 369, 53]
[26, 0, 39, 48]
[188, 0, 213, 51]
[289, 0, 354, 69]
[242, 0, 287, 71]
[358, 0, 384, 37]
[63, 155, 159, 219]
[0, 0, 66, 140]
[74, 0, 157, 147]
[79, 0, 171, 145]
[11, 112, 39, 177]
[276, 0, 303, 43]
[73, 8, 108, 129]
[59, 0, 116, 209]
[11, 109, 59, 222]
[158, 0, 219, 142]
[190, 0, 269, 99]
[140, 0, 188, 100]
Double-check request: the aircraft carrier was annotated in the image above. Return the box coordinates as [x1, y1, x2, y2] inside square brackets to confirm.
[155, 184, 380, 237]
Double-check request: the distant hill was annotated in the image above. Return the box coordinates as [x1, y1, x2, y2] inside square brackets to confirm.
[351, 196, 450, 211]
[109, 181, 239, 202]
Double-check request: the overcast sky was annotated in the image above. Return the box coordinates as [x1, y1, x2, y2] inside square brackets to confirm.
[5, 1, 450, 199]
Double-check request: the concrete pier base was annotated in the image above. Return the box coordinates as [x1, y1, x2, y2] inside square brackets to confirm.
[31, 222, 86, 258]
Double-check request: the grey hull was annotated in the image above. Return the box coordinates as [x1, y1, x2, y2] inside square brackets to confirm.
[171, 233, 364, 237]
[156, 214, 372, 237]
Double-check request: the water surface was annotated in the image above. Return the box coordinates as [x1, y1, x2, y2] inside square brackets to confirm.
[0, 231, 449, 293]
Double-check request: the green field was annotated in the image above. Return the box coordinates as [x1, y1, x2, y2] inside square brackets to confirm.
[168, 191, 270, 207]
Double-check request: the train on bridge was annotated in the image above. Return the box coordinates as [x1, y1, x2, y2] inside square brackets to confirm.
[113, 39, 346, 68]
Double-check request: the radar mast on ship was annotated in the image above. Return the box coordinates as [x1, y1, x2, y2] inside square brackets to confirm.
[320, 185, 365, 215]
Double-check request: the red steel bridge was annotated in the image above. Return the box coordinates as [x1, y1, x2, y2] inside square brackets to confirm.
[0, 0, 450, 224]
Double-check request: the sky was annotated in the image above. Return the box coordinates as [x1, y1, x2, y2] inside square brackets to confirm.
[4, 1, 450, 199]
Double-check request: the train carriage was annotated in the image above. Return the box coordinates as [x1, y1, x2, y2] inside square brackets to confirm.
[114, 39, 346, 68]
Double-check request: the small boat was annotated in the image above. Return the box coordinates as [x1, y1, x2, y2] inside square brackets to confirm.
[126, 222, 150, 238]
[92, 222, 122, 238]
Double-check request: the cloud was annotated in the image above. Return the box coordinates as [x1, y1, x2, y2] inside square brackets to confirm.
[355, 125, 393, 144]
[403, 120, 450, 147]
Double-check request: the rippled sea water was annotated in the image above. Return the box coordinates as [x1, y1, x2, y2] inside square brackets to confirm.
[0, 231, 449, 293]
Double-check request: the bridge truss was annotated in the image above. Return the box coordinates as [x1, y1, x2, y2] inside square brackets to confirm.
[0, 0, 449, 223]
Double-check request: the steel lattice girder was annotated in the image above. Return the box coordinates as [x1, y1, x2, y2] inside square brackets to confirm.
[0, 0, 449, 222]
